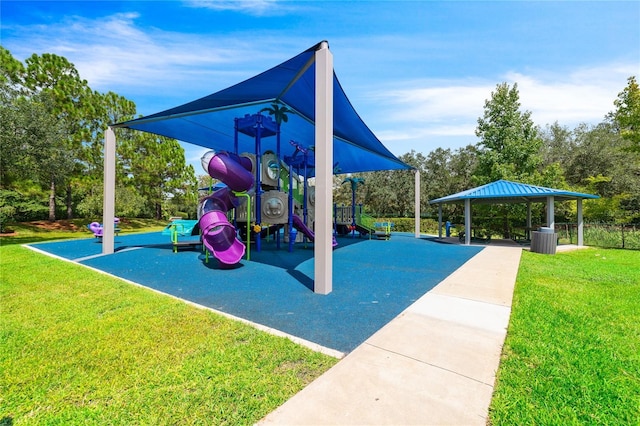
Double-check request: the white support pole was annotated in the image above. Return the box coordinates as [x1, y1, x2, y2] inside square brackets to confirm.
[527, 202, 532, 238]
[414, 170, 420, 238]
[438, 204, 442, 239]
[464, 198, 471, 245]
[577, 198, 584, 246]
[314, 41, 333, 295]
[546, 196, 555, 229]
[102, 127, 116, 254]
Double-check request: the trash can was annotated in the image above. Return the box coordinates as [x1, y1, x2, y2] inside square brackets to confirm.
[530, 227, 557, 254]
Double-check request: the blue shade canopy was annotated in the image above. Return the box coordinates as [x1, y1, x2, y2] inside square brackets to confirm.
[113, 41, 411, 175]
[430, 179, 600, 204]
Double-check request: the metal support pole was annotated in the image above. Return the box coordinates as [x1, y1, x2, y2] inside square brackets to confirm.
[438, 204, 443, 239]
[577, 198, 584, 246]
[526, 202, 532, 240]
[255, 119, 262, 252]
[288, 164, 294, 252]
[547, 196, 555, 229]
[314, 41, 333, 295]
[414, 170, 420, 238]
[102, 127, 116, 254]
[464, 199, 471, 245]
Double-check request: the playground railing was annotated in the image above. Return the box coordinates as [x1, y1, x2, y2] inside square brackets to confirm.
[374, 221, 393, 235]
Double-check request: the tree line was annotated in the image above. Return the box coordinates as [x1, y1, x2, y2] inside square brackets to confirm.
[0, 47, 198, 231]
[1, 46, 638, 232]
[334, 77, 640, 230]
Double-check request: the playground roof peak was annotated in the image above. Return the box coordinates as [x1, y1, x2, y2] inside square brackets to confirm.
[429, 179, 600, 205]
[112, 41, 411, 175]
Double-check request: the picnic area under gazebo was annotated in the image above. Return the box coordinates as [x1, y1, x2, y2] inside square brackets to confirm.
[430, 179, 599, 248]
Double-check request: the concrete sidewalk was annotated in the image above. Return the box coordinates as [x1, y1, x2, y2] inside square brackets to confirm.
[259, 245, 522, 425]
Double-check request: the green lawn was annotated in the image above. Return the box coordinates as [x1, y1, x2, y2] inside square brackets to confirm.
[489, 248, 640, 425]
[3, 224, 639, 425]
[0, 242, 337, 425]
[0, 218, 167, 246]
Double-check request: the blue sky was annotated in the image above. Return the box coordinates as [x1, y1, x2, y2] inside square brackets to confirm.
[2, 0, 639, 172]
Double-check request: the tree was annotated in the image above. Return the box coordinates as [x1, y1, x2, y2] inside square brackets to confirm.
[119, 132, 198, 219]
[0, 48, 28, 187]
[1, 47, 201, 222]
[421, 145, 479, 220]
[0, 47, 24, 91]
[539, 122, 574, 167]
[22, 52, 96, 220]
[474, 82, 548, 236]
[0, 90, 71, 221]
[360, 170, 399, 216]
[612, 76, 640, 152]
[475, 82, 542, 184]
[566, 122, 640, 222]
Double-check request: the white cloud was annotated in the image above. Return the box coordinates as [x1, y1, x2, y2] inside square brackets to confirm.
[4, 12, 295, 99]
[184, 0, 281, 16]
[3, 6, 636, 161]
[503, 65, 635, 125]
[364, 64, 636, 148]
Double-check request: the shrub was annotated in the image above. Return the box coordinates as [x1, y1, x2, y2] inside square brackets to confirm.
[0, 189, 48, 231]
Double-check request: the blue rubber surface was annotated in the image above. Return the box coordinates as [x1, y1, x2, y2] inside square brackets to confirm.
[31, 232, 482, 353]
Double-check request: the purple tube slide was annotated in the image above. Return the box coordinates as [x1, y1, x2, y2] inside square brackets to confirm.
[198, 151, 254, 265]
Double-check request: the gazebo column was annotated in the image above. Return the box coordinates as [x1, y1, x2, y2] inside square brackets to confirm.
[577, 198, 584, 246]
[438, 204, 443, 239]
[414, 169, 420, 238]
[526, 202, 532, 239]
[102, 127, 116, 255]
[546, 196, 555, 229]
[464, 198, 471, 245]
[313, 41, 333, 295]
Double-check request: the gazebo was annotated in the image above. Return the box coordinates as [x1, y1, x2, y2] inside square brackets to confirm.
[429, 180, 599, 246]
[101, 41, 416, 295]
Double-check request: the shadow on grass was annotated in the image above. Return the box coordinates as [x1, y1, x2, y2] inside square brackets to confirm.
[1, 218, 168, 247]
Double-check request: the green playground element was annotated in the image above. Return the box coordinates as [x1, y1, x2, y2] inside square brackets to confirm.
[278, 165, 305, 205]
[335, 204, 393, 240]
[356, 212, 376, 239]
[163, 219, 200, 253]
[233, 191, 252, 261]
[358, 212, 393, 240]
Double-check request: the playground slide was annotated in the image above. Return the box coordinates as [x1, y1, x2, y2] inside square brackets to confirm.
[198, 151, 254, 265]
[292, 214, 338, 247]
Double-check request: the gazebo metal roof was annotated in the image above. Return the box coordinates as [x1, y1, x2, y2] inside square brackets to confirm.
[430, 179, 599, 205]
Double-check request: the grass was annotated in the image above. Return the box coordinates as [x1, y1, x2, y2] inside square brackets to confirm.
[0, 231, 338, 425]
[4, 223, 640, 424]
[557, 223, 640, 250]
[0, 218, 167, 246]
[489, 248, 640, 425]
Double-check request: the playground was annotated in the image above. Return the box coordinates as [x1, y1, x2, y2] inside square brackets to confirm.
[31, 231, 482, 354]
[58, 119, 485, 354]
